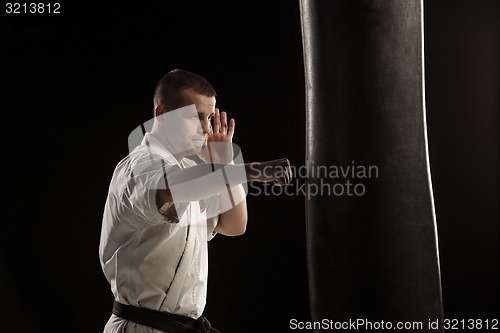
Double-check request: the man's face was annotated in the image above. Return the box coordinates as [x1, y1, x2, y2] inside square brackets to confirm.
[159, 89, 215, 156]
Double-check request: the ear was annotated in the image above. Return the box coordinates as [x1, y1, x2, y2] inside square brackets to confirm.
[155, 104, 167, 118]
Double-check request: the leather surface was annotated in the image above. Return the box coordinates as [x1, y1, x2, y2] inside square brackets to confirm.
[299, 0, 444, 330]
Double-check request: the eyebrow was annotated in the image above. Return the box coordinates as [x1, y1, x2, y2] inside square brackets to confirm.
[198, 111, 215, 117]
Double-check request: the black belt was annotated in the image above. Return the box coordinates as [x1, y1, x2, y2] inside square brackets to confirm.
[112, 300, 217, 333]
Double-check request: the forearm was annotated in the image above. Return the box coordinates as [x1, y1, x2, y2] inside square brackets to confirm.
[166, 162, 281, 202]
[166, 163, 248, 202]
[215, 184, 248, 236]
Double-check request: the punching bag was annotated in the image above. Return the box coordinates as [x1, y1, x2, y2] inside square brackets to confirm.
[299, 0, 444, 331]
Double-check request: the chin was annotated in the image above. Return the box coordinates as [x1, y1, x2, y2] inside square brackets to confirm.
[184, 146, 202, 157]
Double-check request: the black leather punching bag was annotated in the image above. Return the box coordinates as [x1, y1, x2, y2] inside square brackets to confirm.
[299, 0, 444, 331]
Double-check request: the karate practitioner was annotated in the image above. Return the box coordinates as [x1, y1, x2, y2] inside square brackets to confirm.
[99, 69, 292, 333]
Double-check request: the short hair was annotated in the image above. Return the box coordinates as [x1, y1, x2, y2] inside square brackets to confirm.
[153, 69, 217, 111]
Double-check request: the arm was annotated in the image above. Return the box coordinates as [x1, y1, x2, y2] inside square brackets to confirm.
[213, 159, 292, 236]
[156, 107, 292, 234]
[155, 159, 292, 228]
[157, 159, 291, 200]
[216, 184, 247, 236]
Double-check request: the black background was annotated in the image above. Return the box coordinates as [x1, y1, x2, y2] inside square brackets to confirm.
[1, 0, 498, 332]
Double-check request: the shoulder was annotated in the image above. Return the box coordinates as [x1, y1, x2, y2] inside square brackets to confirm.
[112, 145, 166, 179]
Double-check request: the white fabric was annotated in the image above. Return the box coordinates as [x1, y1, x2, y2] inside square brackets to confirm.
[99, 132, 219, 333]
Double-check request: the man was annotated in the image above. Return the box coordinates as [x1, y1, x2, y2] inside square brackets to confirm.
[99, 69, 292, 333]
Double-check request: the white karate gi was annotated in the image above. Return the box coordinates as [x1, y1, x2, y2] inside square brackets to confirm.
[99, 132, 219, 333]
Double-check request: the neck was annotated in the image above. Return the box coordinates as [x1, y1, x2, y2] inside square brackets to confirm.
[172, 152, 185, 163]
[150, 126, 186, 163]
